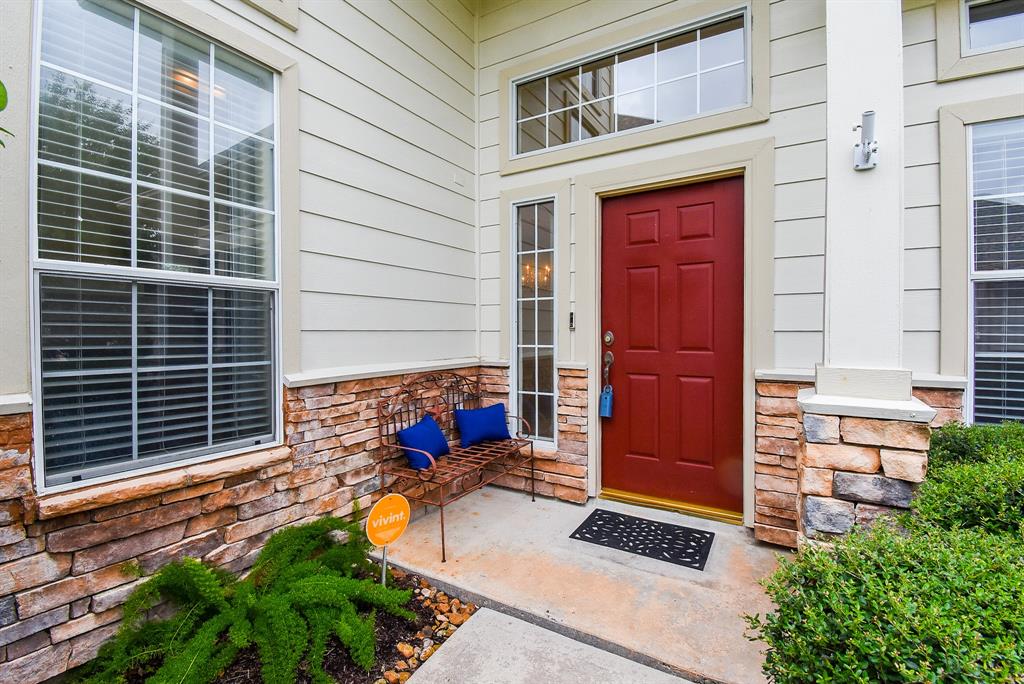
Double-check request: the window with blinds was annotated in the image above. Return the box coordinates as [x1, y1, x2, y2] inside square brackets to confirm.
[970, 117, 1024, 423]
[34, 0, 278, 486]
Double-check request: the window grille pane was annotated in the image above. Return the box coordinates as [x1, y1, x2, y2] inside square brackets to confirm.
[616, 45, 655, 93]
[581, 98, 615, 140]
[517, 118, 546, 155]
[971, 118, 1024, 197]
[658, 31, 698, 81]
[537, 202, 554, 250]
[581, 56, 615, 103]
[519, 393, 537, 437]
[517, 79, 546, 120]
[616, 88, 655, 131]
[700, 62, 746, 112]
[138, 368, 210, 456]
[547, 108, 580, 147]
[39, 275, 132, 374]
[137, 283, 209, 367]
[213, 289, 272, 364]
[137, 99, 210, 194]
[537, 299, 554, 345]
[136, 189, 211, 273]
[974, 280, 1024, 423]
[537, 395, 554, 440]
[38, 165, 132, 265]
[700, 16, 745, 70]
[41, 0, 134, 89]
[139, 13, 211, 117]
[658, 77, 699, 122]
[548, 67, 580, 111]
[214, 51, 275, 138]
[213, 365, 273, 443]
[39, 274, 134, 480]
[214, 203, 274, 280]
[38, 67, 132, 178]
[214, 125, 274, 210]
[43, 374, 134, 479]
[519, 300, 536, 345]
[968, 0, 1024, 50]
[536, 252, 554, 297]
[514, 13, 746, 154]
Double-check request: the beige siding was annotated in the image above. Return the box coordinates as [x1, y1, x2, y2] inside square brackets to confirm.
[900, 2, 1024, 374]
[196, 0, 477, 375]
[478, 0, 830, 371]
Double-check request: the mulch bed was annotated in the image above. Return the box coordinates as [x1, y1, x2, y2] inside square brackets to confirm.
[216, 566, 477, 684]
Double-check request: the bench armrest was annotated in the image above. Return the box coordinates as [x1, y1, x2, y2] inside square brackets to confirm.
[392, 444, 437, 469]
[507, 414, 533, 439]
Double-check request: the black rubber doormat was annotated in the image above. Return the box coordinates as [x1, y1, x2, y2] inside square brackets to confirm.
[569, 508, 715, 571]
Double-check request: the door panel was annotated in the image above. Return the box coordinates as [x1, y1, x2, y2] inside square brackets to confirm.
[600, 176, 744, 513]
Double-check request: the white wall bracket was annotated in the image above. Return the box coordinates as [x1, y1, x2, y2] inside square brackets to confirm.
[853, 110, 879, 170]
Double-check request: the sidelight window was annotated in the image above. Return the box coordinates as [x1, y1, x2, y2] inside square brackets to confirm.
[514, 200, 556, 441]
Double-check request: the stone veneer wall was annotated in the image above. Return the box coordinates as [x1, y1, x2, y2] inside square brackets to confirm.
[0, 365, 585, 682]
[485, 367, 589, 504]
[753, 382, 965, 549]
[753, 381, 812, 548]
[800, 387, 964, 540]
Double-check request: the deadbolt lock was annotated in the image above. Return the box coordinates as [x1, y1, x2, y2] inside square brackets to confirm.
[603, 330, 615, 346]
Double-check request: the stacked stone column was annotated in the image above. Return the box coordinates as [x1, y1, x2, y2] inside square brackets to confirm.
[799, 413, 931, 538]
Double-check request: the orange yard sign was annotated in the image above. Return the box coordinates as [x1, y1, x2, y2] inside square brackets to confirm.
[366, 493, 411, 547]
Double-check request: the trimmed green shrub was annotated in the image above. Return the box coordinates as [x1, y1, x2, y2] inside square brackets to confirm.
[928, 421, 1024, 469]
[747, 524, 1024, 683]
[78, 516, 414, 684]
[912, 456, 1024, 535]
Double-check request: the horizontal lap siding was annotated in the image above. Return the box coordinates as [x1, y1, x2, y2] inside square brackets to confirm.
[478, 0, 829, 371]
[205, 0, 478, 372]
[899, 3, 1023, 375]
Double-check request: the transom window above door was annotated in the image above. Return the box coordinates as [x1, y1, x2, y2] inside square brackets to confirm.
[513, 12, 747, 155]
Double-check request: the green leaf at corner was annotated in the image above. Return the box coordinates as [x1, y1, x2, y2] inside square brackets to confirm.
[0, 79, 7, 112]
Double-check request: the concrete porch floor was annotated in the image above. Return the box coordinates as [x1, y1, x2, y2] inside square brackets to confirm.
[375, 487, 787, 684]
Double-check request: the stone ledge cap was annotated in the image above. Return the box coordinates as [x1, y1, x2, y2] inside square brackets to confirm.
[0, 393, 33, 416]
[797, 388, 936, 423]
[35, 445, 291, 519]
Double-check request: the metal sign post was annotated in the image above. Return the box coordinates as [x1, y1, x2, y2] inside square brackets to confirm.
[365, 493, 411, 588]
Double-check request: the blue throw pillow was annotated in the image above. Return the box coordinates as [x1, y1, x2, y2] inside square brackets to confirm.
[397, 416, 449, 470]
[454, 403, 512, 448]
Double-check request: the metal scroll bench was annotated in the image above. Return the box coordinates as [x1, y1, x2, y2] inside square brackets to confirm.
[377, 372, 535, 562]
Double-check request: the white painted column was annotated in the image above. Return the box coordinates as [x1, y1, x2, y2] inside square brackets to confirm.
[819, 0, 911, 400]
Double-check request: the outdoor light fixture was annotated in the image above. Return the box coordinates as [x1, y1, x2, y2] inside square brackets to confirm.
[853, 110, 878, 170]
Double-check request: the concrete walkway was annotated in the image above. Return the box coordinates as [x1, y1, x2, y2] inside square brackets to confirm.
[377, 487, 786, 684]
[410, 608, 685, 683]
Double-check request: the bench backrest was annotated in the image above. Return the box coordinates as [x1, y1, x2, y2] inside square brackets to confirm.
[377, 371, 482, 458]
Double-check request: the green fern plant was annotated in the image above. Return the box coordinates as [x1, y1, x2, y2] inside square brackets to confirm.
[78, 516, 413, 684]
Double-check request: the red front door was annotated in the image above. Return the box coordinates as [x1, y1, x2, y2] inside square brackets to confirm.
[600, 177, 744, 515]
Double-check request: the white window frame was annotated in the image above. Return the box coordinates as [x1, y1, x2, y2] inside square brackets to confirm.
[961, 0, 1024, 56]
[29, 0, 284, 493]
[508, 6, 750, 160]
[965, 119, 1024, 423]
[510, 196, 558, 445]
